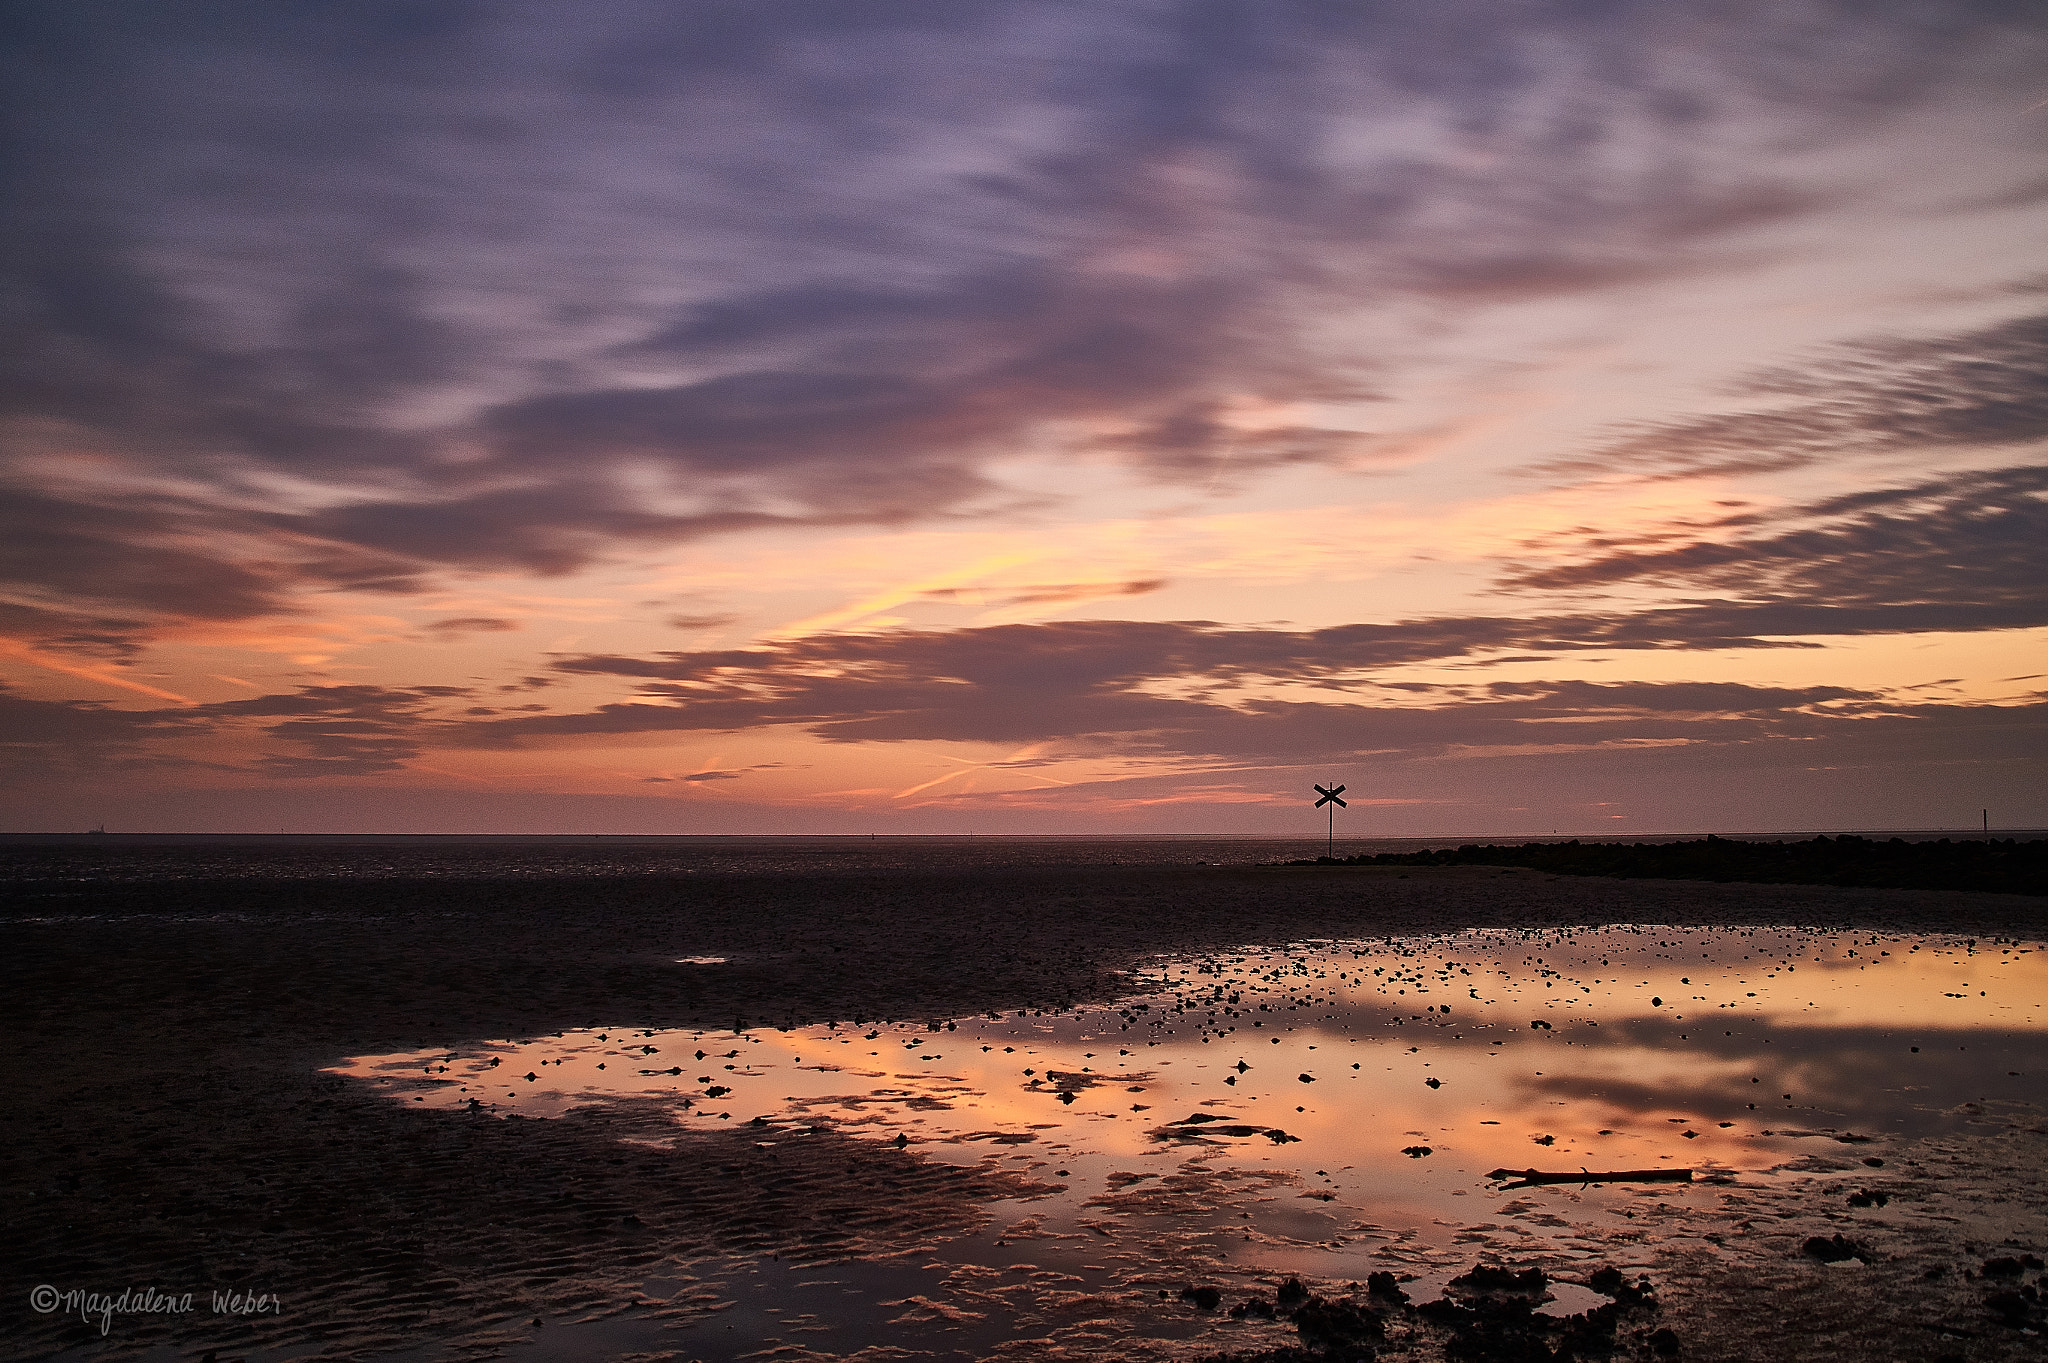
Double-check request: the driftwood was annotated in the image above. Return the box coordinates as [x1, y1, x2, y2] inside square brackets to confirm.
[1486, 1166, 1694, 1188]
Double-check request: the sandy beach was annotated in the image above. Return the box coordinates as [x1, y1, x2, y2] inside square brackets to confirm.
[5, 850, 2044, 1361]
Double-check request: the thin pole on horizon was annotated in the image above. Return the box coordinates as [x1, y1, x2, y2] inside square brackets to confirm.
[1312, 780, 1347, 859]
[1983, 808, 1989, 834]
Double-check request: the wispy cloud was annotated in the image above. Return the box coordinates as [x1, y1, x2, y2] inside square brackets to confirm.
[1530, 312, 2048, 485]
[5, 2, 2039, 653]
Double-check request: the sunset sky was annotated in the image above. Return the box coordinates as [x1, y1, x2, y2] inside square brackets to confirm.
[3, 1, 2044, 835]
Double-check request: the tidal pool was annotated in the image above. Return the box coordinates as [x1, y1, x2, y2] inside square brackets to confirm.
[336, 925, 2044, 1358]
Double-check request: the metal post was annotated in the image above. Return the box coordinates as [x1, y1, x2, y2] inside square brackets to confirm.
[1312, 781, 1347, 860]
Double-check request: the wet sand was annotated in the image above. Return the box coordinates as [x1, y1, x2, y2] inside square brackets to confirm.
[4, 859, 2044, 1361]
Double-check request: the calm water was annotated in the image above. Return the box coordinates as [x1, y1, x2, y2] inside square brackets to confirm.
[3, 831, 2023, 888]
[0, 836, 1398, 887]
[336, 923, 2045, 1360]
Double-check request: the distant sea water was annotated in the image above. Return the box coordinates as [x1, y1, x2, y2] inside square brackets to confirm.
[0, 830, 2031, 885]
[0, 834, 1419, 883]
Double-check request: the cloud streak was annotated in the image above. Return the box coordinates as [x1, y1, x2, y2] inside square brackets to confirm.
[1500, 463, 2048, 608]
[1533, 312, 2048, 484]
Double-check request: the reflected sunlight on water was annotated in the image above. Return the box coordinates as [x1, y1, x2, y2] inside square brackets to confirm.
[337, 924, 2042, 1273]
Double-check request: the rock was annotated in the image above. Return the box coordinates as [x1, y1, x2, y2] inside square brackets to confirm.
[1179, 1284, 1222, 1310]
[1424, 1077, 1442, 1089]
[1293, 1294, 1386, 1355]
[1649, 1325, 1682, 1355]
[1802, 1234, 1866, 1263]
[1586, 1266, 1653, 1305]
[1365, 1272, 1409, 1306]
[1402, 1145, 1433, 1158]
[1277, 1277, 1310, 1306]
[1451, 1264, 1547, 1295]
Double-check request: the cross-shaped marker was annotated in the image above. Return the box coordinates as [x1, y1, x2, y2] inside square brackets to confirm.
[1312, 782, 1348, 858]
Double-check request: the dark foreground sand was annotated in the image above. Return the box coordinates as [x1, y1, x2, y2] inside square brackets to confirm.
[4, 862, 2044, 1362]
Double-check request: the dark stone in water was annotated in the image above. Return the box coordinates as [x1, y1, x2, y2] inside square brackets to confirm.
[1293, 1294, 1386, 1355]
[1802, 1234, 1866, 1263]
[1586, 1265, 1654, 1305]
[1450, 1264, 1548, 1295]
[1402, 1145, 1433, 1158]
[1180, 1284, 1222, 1310]
[1649, 1325, 1682, 1355]
[1277, 1277, 1310, 1307]
[1420, 1261, 1641, 1363]
[1985, 1290, 2033, 1326]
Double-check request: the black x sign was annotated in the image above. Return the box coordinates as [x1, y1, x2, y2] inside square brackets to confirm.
[1314, 783, 1347, 808]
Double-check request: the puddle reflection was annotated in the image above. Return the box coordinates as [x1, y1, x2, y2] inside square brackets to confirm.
[335, 925, 2043, 1357]
[339, 926, 2039, 1242]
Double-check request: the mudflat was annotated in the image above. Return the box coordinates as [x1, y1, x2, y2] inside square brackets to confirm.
[5, 851, 2044, 1361]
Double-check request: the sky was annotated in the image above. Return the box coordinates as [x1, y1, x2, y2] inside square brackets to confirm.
[2, 0, 2045, 836]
